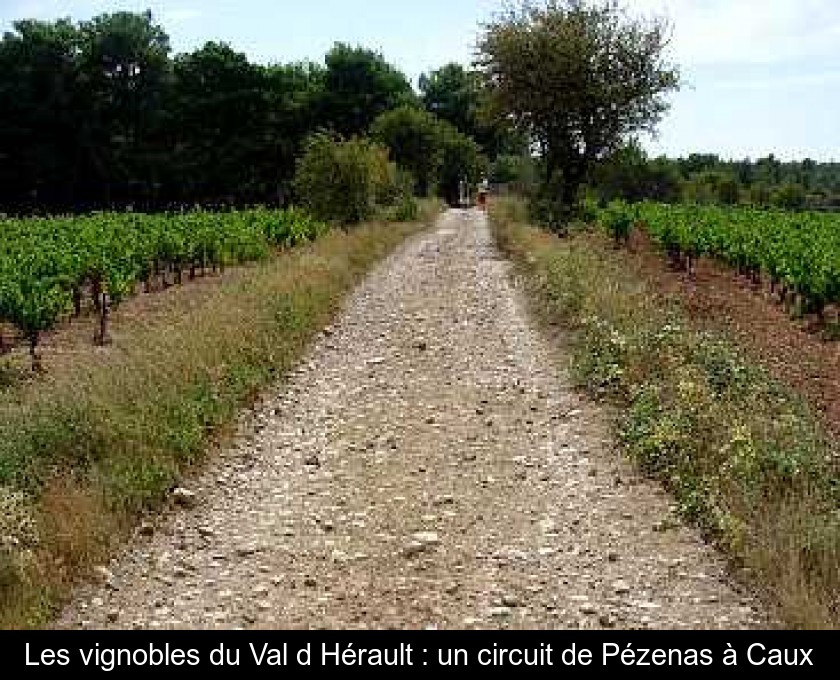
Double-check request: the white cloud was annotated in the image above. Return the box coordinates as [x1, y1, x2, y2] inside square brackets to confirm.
[161, 8, 201, 25]
[626, 0, 840, 66]
[712, 68, 840, 91]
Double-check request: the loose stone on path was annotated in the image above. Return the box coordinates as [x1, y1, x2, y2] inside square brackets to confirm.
[57, 210, 766, 631]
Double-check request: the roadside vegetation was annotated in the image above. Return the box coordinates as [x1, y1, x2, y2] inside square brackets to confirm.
[0, 2, 469, 630]
[0, 15, 516, 215]
[0, 202, 438, 628]
[491, 198, 840, 629]
[590, 141, 840, 213]
[4, 0, 839, 632]
[596, 201, 840, 325]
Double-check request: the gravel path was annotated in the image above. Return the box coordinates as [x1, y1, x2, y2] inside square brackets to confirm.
[58, 210, 766, 630]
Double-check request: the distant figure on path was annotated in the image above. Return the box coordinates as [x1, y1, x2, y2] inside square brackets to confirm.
[477, 178, 489, 211]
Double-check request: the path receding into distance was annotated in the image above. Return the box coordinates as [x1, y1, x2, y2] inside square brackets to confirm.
[59, 210, 766, 630]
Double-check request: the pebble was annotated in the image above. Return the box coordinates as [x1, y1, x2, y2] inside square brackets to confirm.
[488, 607, 512, 619]
[93, 566, 115, 584]
[502, 594, 522, 608]
[54, 210, 767, 632]
[613, 580, 631, 596]
[599, 613, 617, 628]
[172, 488, 198, 509]
[411, 532, 441, 547]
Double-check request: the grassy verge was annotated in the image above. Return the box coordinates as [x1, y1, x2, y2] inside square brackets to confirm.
[0, 207, 436, 628]
[490, 198, 840, 629]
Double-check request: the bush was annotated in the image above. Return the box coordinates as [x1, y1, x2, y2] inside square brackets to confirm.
[749, 182, 772, 207]
[437, 121, 487, 206]
[371, 106, 443, 197]
[491, 200, 840, 628]
[528, 170, 580, 234]
[294, 134, 395, 225]
[383, 194, 420, 222]
[0, 488, 38, 594]
[600, 200, 636, 245]
[716, 178, 741, 205]
[772, 183, 807, 211]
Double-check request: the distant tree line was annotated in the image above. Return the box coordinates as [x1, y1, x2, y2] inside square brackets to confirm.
[590, 142, 840, 212]
[0, 11, 518, 215]
[474, 0, 837, 224]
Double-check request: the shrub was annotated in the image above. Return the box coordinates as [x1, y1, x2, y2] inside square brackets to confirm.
[371, 106, 443, 197]
[0, 488, 38, 594]
[437, 121, 486, 206]
[491, 199, 840, 628]
[383, 194, 419, 222]
[294, 134, 394, 225]
[772, 183, 807, 211]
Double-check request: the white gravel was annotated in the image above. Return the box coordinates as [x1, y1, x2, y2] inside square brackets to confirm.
[57, 209, 767, 630]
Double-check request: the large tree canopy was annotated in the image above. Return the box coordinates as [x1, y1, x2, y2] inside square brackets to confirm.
[318, 43, 416, 136]
[0, 19, 83, 209]
[420, 62, 523, 160]
[0, 10, 493, 214]
[77, 11, 173, 206]
[171, 42, 268, 203]
[371, 106, 487, 202]
[371, 106, 443, 197]
[420, 63, 480, 140]
[477, 0, 679, 226]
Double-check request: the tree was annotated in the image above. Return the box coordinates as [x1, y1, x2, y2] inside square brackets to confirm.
[317, 44, 415, 136]
[262, 61, 326, 203]
[477, 0, 679, 228]
[490, 153, 537, 193]
[76, 11, 172, 208]
[371, 106, 487, 203]
[293, 134, 394, 225]
[772, 183, 807, 211]
[371, 106, 443, 196]
[756, 154, 782, 186]
[0, 11, 173, 212]
[437, 122, 487, 205]
[716, 176, 741, 205]
[171, 42, 268, 204]
[420, 62, 525, 160]
[678, 153, 721, 178]
[592, 141, 680, 203]
[800, 158, 816, 191]
[420, 63, 478, 138]
[0, 19, 84, 211]
[749, 182, 772, 207]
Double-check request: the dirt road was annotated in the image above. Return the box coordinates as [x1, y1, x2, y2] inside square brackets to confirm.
[58, 210, 765, 630]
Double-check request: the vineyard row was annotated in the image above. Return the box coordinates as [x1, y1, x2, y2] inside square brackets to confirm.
[598, 201, 840, 320]
[0, 208, 328, 369]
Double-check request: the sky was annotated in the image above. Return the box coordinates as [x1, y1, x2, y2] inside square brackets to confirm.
[1, 0, 838, 161]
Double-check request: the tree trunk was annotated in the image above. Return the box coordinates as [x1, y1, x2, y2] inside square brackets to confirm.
[29, 332, 42, 373]
[91, 278, 102, 313]
[73, 287, 83, 317]
[94, 292, 111, 346]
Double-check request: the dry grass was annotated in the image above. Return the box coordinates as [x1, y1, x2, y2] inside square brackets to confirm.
[0, 213, 432, 628]
[491, 197, 840, 630]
